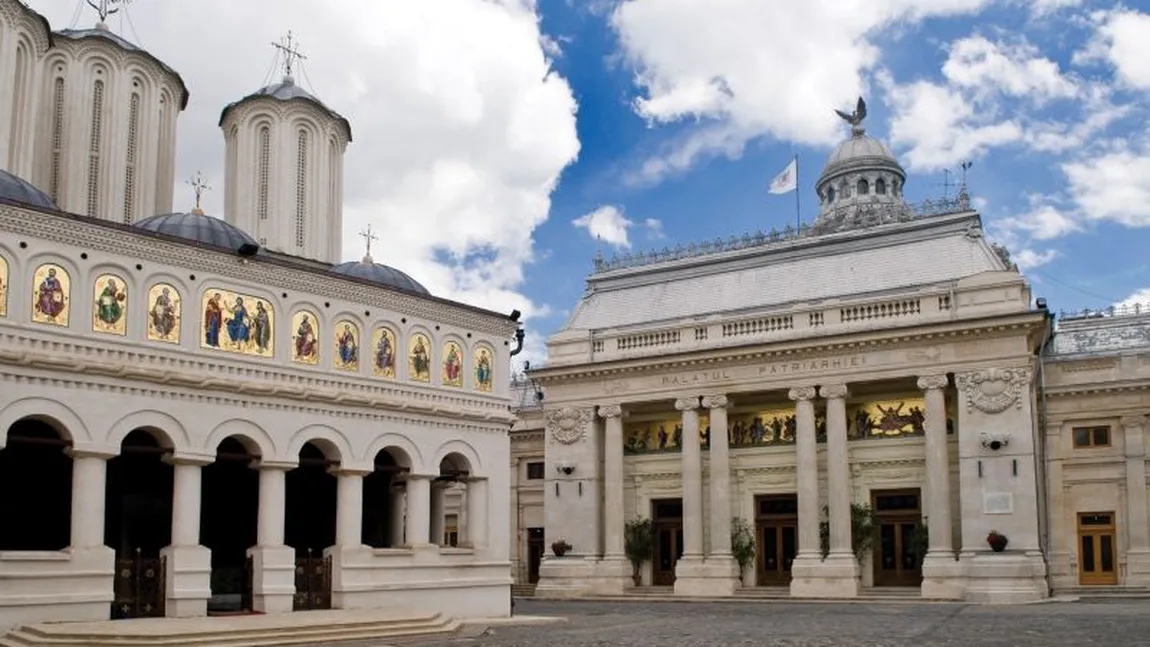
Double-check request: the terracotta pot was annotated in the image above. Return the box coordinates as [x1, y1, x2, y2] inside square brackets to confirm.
[988, 536, 1008, 552]
[632, 573, 642, 587]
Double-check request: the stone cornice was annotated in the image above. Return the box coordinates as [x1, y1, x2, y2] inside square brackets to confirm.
[0, 203, 517, 337]
[1042, 380, 1150, 398]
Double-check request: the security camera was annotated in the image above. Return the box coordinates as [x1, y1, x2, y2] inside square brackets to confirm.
[980, 432, 1011, 451]
[556, 460, 575, 476]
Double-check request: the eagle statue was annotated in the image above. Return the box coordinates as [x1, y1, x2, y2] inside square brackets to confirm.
[834, 96, 867, 129]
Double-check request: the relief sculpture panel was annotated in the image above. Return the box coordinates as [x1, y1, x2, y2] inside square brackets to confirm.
[202, 288, 274, 357]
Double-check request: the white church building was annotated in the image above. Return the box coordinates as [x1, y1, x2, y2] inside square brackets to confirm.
[0, 0, 518, 630]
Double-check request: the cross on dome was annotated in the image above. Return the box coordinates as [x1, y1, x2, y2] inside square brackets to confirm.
[271, 31, 307, 83]
[186, 171, 211, 215]
[86, 0, 132, 28]
[359, 224, 379, 264]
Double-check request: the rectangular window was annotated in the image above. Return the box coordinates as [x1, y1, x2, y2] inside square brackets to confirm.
[526, 461, 544, 480]
[1072, 425, 1111, 448]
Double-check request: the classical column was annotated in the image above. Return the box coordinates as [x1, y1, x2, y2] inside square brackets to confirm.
[389, 485, 406, 547]
[169, 459, 207, 547]
[465, 477, 489, 551]
[919, 375, 953, 555]
[67, 448, 114, 549]
[247, 462, 295, 614]
[405, 475, 433, 546]
[430, 481, 448, 546]
[789, 387, 819, 561]
[599, 404, 626, 561]
[256, 465, 287, 547]
[820, 384, 852, 558]
[162, 455, 214, 617]
[675, 397, 704, 560]
[1123, 415, 1150, 585]
[333, 469, 367, 548]
[702, 395, 733, 559]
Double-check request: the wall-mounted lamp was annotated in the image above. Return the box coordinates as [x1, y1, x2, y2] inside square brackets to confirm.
[979, 432, 1011, 451]
[556, 460, 576, 476]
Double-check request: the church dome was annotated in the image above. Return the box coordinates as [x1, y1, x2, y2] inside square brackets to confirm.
[218, 77, 352, 141]
[0, 169, 57, 210]
[54, 26, 189, 109]
[820, 133, 903, 180]
[331, 258, 430, 296]
[135, 211, 259, 253]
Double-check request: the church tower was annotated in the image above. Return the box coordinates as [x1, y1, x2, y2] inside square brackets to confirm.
[0, 0, 52, 180]
[30, 1, 188, 222]
[220, 33, 352, 264]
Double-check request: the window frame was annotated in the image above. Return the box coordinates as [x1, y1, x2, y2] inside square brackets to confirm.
[525, 461, 545, 480]
[1071, 424, 1111, 449]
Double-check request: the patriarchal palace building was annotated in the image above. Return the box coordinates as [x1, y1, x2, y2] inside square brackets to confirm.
[508, 112, 1150, 604]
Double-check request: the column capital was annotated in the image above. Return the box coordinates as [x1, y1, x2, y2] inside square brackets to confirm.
[818, 383, 849, 400]
[701, 394, 730, 409]
[253, 459, 296, 471]
[674, 396, 701, 411]
[462, 475, 489, 484]
[917, 374, 949, 391]
[598, 404, 625, 419]
[1120, 415, 1146, 430]
[788, 386, 817, 402]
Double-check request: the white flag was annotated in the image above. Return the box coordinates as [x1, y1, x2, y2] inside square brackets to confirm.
[769, 158, 797, 195]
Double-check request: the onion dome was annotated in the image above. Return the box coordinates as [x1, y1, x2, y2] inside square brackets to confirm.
[0, 169, 56, 210]
[218, 77, 352, 141]
[135, 211, 259, 253]
[331, 254, 430, 296]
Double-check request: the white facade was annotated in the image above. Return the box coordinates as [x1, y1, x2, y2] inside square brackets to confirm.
[0, 0, 50, 179]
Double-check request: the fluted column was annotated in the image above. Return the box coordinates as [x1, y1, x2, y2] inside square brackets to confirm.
[333, 469, 368, 548]
[919, 375, 953, 555]
[67, 448, 115, 549]
[675, 397, 704, 559]
[703, 395, 733, 558]
[390, 486, 406, 547]
[599, 404, 626, 560]
[465, 477, 488, 551]
[789, 387, 819, 559]
[405, 475, 433, 546]
[820, 384, 852, 558]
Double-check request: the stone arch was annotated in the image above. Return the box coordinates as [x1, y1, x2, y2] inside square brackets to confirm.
[363, 433, 422, 471]
[105, 409, 188, 451]
[0, 397, 88, 449]
[287, 424, 351, 463]
[433, 439, 482, 475]
[204, 419, 276, 459]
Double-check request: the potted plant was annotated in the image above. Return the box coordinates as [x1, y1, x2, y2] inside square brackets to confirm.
[986, 529, 1008, 552]
[624, 518, 654, 586]
[551, 538, 572, 557]
[730, 517, 756, 584]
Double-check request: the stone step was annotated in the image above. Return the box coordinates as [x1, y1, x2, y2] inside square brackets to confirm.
[1055, 586, 1150, 599]
[511, 583, 537, 597]
[733, 588, 790, 598]
[0, 611, 460, 647]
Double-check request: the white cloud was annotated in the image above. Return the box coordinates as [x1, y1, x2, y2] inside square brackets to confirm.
[572, 205, 662, 248]
[607, 0, 993, 183]
[941, 36, 1077, 100]
[1013, 248, 1059, 271]
[34, 0, 579, 340]
[1076, 8, 1150, 89]
[1062, 146, 1150, 227]
[1025, 0, 1083, 18]
[1117, 288, 1150, 309]
[1001, 203, 1080, 240]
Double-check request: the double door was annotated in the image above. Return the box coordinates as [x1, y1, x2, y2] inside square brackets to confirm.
[874, 518, 921, 586]
[757, 521, 797, 585]
[653, 523, 684, 586]
[1078, 512, 1117, 586]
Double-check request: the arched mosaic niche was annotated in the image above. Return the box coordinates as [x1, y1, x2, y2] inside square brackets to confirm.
[201, 288, 274, 357]
[473, 344, 494, 392]
[91, 273, 127, 335]
[442, 339, 464, 387]
[371, 325, 398, 379]
[147, 283, 181, 344]
[31, 263, 69, 327]
[333, 319, 361, 372]
[408, 331, 431, 383]
[291, 309, 320, 365]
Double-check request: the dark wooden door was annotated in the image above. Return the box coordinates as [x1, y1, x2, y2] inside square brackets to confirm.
[653, 523, 683, 585]
[1078, 512, 1118, 585]
[111, 550, 165, 619]
[757, 522, 797, 585]
[293, 554, 332, 611]
[872, 489, 923, 587]
[527, 527, 544, 584]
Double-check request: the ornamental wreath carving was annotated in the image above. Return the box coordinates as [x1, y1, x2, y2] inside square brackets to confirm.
[954, 367, 1032, 414]
[546, 407, 594, 445]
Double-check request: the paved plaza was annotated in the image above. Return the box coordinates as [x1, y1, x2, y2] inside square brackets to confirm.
[425, 599, 1150, 647]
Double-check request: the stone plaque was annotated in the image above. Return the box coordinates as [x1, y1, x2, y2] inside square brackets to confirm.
[983, 491, 1013, 515]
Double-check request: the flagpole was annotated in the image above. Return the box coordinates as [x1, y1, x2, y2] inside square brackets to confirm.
[794, 154, 801, 229]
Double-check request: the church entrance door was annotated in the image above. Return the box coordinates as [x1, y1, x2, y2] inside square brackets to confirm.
[286, 442, 336, 611]
[527, 528, 544, 584]
[755, 494, 798, 586]
[651, 499, 683, 586]
[1077, 512, 1118, 585]
[202, 437, 258, 614]
[105, 429, 172, 619]
[872, 489, 923, 587]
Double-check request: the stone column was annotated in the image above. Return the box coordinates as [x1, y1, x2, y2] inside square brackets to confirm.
[161, 455, 213, 618]
[676, 397, 704, 560]
[67, 448, 115, 550]
[389, 485, 406, 547]
[821, 384, 852, 560]
[702, 394, 740, 594]
[430, 481, 448, 546]
[919, 374, 962, 598]
[599, 404, 626, 561]
[333, 469, 368, 548]
[465, 477, 489, 551]
[247, 462, 295, 614]
[1123, 416, 1150, 586]
[405, 475, 433, 547]
[789, 387, 819, 563]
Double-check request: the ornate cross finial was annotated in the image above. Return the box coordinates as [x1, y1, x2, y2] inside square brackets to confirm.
[359, 224, 379, 263]
[187, 172, 210, 215]
[86, 0, 132, 25]
[271, 31, 307, 81]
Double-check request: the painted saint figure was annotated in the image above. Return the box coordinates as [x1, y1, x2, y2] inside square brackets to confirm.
[149, 286, 178, 341]
[443, 342, 462, 386]
[252, 301, 271, 353]
[226, 297, 250, 345]
[204, 292, 223, 347]
[475, 348, 492, 391]
[374, 329, 395, 376]
[336, 323, 358, 369]
[34, 266, 67, 324]
[294, 313, 317, 361]
[93, 276, 126, 333]
[410, 335, 430, 380]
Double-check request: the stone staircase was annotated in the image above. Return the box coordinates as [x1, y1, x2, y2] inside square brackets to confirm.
[511, 583, 537, 597]
[0, 610, 461, 647]
[1055, 586, 1150, 600]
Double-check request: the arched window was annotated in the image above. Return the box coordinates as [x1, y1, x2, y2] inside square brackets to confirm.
[49, 76, 66, 201]
[295, 129, 309, 248]
[875, 178, 887, 195]
[856, 178, 869, 196]
[122, 92, 140, 223]
[257, 126, 270, 221]
[0, 419, 73, 550]
[827, 186, 836, 202]
[86, 78, 105, 218]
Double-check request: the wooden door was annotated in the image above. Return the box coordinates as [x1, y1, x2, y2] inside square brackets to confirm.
[757, 522, 797, 585]
[872, 489, 923, 587]
[527, 528, 544, 584]
[1078, 512, 1118, 585]
[653, 523, 683, 585]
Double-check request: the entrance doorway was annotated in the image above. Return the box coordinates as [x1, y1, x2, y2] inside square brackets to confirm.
[526, 527, 544, 584]
[105, 429, 173, 618]
[871, 489, 922, 587]
[285, 442, 337, 611]
[651, 499, 683, 586]
[201, 436, 259, 614]
[755, 494, 798, 586]
[1077, 512, 1118, 585]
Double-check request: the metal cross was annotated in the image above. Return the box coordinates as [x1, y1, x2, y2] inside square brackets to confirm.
[359, 224, 379, 259]
[187, 172, 211, 213]
[86, 0, 132, 23]
[271, 31, 307, 79]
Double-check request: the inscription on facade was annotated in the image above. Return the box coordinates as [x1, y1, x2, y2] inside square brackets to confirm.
[983, 491, 1013, 515]
[660, 355, 868, 386]
[661, 370, 732, 386]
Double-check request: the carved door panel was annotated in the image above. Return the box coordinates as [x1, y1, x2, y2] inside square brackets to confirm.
[112, 550, 166, 619]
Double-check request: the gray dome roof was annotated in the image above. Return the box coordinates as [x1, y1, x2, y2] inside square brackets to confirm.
[818, 131, 905, 186]
[135, 212, 259, 252]
[55, 27, 189, 109]
[331, 258, 430, 295]
[219, 77, 352, 141]
[0, 170, 56, 210]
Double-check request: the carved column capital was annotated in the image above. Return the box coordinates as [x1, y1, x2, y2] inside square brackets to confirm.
[701, 394, 730, 410]
[1120, 415, 1146, 430]
[818, 383, 849, 400]
[788, 386, 817, 402]
[917, 374, 949, 391]
[597, 404, 624, 419]
[674, 397, 700, 412]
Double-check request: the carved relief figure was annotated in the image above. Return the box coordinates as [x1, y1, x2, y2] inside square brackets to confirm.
[31, 263, 69, 326]
[201, 289, 274, 357]
[372, 326, 397, 378]
[334, 320, 360, 371]
[92, 274, 127, 335]
[0, 255, 8, 318]
[442, 341, 463, 387]
[292, 310, 319, 364]
[147, 283, 180, 343]
[474, 346, 493, 391]
[847, 398, 926, 439]
[409, 332, 431, 382]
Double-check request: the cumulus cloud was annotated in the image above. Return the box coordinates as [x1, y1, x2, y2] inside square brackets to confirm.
[606, 0, 993, 183]
[572, 205, 662, 248]
[35, 0, 580, 357]
[1075, 8, 1150, 89]
[1117, 288, 1150, 309]
[1013, 248, 1059, 271]
[1062, 146, 1150, 227]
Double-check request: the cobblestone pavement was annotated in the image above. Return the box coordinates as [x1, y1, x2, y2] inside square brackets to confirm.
[414, 599, 1150, 647]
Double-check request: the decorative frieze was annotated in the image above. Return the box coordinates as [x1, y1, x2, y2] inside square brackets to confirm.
[954, 366, 1031, 414]
[545, 407, 594, 445]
